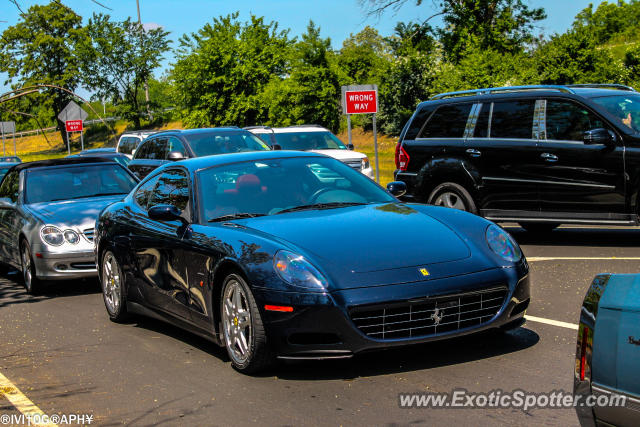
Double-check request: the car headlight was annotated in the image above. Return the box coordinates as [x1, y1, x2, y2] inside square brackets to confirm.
[361, 157, 370, 170]
[40, 226, 64, 246]
[64, 230, 80, 245]
[486, 224, 522, 262]
[273, 250, 328, 290]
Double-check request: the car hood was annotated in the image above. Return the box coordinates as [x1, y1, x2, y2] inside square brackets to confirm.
[308, 149, 366, 161]
[26, 195, 124, 229]
[241, 203, 473, 277]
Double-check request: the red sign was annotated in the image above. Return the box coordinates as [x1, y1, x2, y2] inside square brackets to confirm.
[344, 90, 378, 114]
[65, 120, 83, 132]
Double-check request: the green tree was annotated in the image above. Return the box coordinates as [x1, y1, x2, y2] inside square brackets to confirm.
[77, 13, 170, 128]
[261, 22, 341, 131]
[171, 13, 291, 128]
[573, 1, 640, 44]
[0, 1, 86, 141]
[533, 28, 628, 85]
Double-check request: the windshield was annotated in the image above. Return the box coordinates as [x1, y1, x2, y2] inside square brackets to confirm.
[198, 156, 393, 221]
[591, 94, 640, 132]
[186, 132, 270, 157]
[273, 131, 347, 150]
[25, 164, 138, 204]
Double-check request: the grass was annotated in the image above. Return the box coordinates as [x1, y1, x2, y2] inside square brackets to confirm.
[337, 128, 397, 186]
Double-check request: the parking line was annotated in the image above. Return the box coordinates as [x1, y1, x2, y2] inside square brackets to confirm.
[525, 315, 579, 330]
[0, 371, 57, 426]
[527, 256, 640, 262]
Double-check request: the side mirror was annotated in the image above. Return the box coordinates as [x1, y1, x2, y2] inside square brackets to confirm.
[148, 204, 187, 224]
[347, 143, 355, 150]
[387, 181, 407, 197]
[584, 128, 615, 145]
[271, 144, 282, 151]
[167, 151, 186, 161]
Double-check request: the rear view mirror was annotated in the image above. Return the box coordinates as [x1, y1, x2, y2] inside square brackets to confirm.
[167, 151, 186, 161]
[148, 204, 186, 224]
[583, 128, 615, 145]
[387, 181, 407, 197]
[347, 143, 355, 150]
[271, 144, 282, 151]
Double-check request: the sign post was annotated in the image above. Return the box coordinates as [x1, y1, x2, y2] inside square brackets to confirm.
[341, 84, 379, 182]
[58, 101, 88, 154]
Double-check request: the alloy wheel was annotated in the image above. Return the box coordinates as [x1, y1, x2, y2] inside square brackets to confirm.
[434, 191, 467, 210]
[222, 279, 253, 364]
[102, 252, 121, 314]
[21, 245, 32, 290]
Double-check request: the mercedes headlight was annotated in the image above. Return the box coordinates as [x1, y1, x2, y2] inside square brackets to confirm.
[64, 230, 80, 245]
[273, 250, 328, 290]
[40, 226, 64, 246]
[485, 224, 522, 262]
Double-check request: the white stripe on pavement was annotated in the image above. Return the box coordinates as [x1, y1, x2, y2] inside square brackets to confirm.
[527, 257, 640, 262]
[0, 371, 57, 426]
[525, 315, 579, 330]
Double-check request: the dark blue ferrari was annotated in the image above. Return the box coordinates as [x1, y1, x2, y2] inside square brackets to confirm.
[95, 151, 530, 373]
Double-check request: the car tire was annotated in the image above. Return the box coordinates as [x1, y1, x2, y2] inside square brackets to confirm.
[220, 273, 274, 374]
[519, 222, 559, 233]
[20, 240, 42, 294]
[101, 250, 129, 323]
[428, 182, 477, 214]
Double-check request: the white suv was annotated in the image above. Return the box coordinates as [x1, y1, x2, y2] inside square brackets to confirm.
[116, 131, 157, 159]
[245, 125, 373, 178]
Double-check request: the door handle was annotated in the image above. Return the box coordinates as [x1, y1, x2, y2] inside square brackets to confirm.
[466, 148, 481, 157]
[540, 153, 558, 162]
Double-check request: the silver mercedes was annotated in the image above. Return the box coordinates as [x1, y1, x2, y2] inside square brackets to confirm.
[0, 157, 138, 293]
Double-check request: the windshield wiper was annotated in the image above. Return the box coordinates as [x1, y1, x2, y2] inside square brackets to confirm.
[208, 213, 266, 222]
[47, 193, 127, 202]
[274, 202, 366, 215]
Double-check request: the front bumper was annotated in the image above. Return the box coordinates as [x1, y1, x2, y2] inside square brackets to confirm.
[254, 267, 530, 359]
[32, 248, 97, 280]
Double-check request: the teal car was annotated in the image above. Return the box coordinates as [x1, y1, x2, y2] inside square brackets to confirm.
[575, 274, 640, 426]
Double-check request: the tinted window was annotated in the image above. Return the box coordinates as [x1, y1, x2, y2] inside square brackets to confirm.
[186, 132, 269, 157]
[273, 132, 347, 150]
[0, 171, 19, 203]
[167, 137, 188, 158]
[119, 136, 140, 154]
[490, 100, 535, 139]
[419, 103, 472, 139]
[148, 169, 190, 213]
[25, 164, 137, 204]
[473, 103, 490, 138]
[135, 138, 167, 160]
[134, 174, 161, 209]
[546, 100, 609, 141]
[404, 105, 436, 140]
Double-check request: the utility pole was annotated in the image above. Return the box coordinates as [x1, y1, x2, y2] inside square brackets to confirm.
[136, 0, 152, 122]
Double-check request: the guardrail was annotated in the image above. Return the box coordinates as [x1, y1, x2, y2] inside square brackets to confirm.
[1, 116, 120, 139]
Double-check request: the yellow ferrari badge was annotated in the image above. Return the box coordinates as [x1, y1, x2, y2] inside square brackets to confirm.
[419, 268, 429, 276]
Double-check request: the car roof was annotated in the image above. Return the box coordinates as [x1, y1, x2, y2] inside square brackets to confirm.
[246, 125, 329, 134]
[147, 127, 245, 138]
[78, 148, 116, 153]
[168, 150, 327, 171]
[11, 156, 119, 172]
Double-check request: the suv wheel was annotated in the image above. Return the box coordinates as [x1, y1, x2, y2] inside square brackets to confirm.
[519, 222, 559, 233]
[428, 183, 477, 214]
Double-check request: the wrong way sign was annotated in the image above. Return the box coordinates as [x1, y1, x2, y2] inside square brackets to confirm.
[341, 85, 378, 115]
[65, 120, 83, 132]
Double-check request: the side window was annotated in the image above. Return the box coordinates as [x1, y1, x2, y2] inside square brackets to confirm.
[167, 137, 188, 158]
[133, 174, 161, 209]
[0, 171, 19, 203]
[545, 100, 608, 142]
[419, 103, 473, 139]
[490, 100, 536, 139]
[404, 106, 436, 140]
[148, 169, 190, 214]
[134, 140, 152, 159]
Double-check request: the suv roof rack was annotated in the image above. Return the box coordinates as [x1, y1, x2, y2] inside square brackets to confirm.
[244, 126, 273, 131]
[286, 124, 325, 128]
[431, 84, 637, 100]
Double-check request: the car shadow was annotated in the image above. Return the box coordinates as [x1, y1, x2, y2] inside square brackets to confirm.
[0, 269, 100, 308]
[505, 225, 640, 247]
[270, 327, 540, 381]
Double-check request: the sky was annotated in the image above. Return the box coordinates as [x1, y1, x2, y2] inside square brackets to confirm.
[0, 0, 606, 95]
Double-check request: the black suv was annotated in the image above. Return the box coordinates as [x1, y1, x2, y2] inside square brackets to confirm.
[394, 84, 640, 231]
[128, 128, 270, 179]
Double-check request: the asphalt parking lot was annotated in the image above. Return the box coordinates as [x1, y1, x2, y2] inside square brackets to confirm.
[1, 225, 639, 426]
